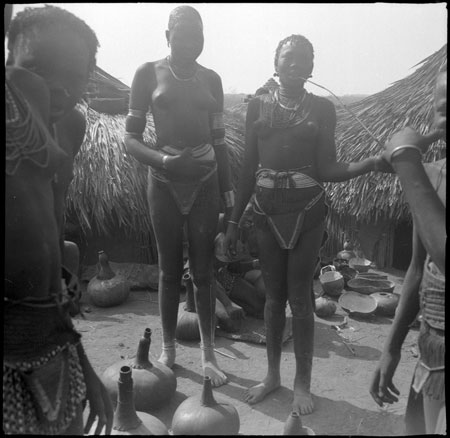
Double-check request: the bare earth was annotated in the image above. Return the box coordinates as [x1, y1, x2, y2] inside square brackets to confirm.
[76, 268, 419, 435]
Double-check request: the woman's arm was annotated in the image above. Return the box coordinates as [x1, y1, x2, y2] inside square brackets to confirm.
[209, 71, 233, 211]
[228, 98, 260, 224]
[316, 98, 377, 182]
[124, 63, 167, 169]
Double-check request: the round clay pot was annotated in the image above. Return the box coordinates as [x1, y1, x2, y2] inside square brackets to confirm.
[319, 266, 344, 297]
[371, 292, 399, 317]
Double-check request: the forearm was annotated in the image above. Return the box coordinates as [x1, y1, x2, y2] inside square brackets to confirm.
[319, 157, 376, 182]
[124, 134, 166, 169]
[392, 158, 446, 273]
[215, 279, 234, 308]
[229, 168, 256, 224]
[214, 145, 233, 193]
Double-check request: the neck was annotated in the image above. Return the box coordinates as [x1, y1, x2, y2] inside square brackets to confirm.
[278, 84, 305, 99]
[168, 55, 196, 70]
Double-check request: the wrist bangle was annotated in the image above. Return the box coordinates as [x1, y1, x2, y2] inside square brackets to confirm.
[162, 154, 169, 170]
[387, 145, 422, 164]
[228, 220, 239, 225]
[223, 190, 235, 208]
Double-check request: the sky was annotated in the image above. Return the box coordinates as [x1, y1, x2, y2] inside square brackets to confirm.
[7, 3, 448, 97]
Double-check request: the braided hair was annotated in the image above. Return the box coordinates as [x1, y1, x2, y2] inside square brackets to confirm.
[7, 5, 99, 72]
[274, 34, 314, 71]
[168, 5, 203, 31]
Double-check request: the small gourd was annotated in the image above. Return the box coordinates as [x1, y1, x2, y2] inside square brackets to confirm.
[171, 376, 240, 435]
[175, 273, 201, 341]
[371, 292, 399, 317]
[87, 251, 130, 307]
[314, 296, 337, 317]
[319, 266, 344, 297]
[283, 411, 315, 435]
[102, 328, 176, 412]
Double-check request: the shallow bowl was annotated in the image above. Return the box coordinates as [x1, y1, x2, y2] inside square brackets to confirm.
[347, 278, 395, 295]
[338, 291, 377, 317]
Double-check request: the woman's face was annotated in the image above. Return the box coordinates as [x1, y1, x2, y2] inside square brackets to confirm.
[168, 21, 204, 64]
[276, 42, 313, 87]
[12, 27, 90, 122]
[433, 72, 446, 141]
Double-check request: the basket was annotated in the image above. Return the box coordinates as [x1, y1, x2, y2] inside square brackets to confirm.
[347, 278, 395, 295]
[319, 266, 344, 297]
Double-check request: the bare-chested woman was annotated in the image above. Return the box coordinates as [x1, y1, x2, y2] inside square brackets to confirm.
[124, 5, 233, 387]
[5, 4, 112, 434]
[225, 34, 388, 414]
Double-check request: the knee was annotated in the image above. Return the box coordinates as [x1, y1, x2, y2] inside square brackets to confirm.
[191, 272, 213, 290]
[289, 298, 313, 319]
[160, 270, 182, 286]
[265, 296, 286, 314]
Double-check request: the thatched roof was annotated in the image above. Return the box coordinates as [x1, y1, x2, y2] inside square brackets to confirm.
[329, 44, 446, 222]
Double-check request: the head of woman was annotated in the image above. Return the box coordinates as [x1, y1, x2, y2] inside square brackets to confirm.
[7, 5, 99, 122]
[166, 5, 204, 65]
[274, 34, 314, 88]
[433, 62, 446, 141]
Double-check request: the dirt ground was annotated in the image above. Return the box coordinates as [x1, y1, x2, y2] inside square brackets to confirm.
[76, 267, 420, 435]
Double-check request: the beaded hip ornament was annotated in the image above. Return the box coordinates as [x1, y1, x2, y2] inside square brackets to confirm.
[6, 80, 50, 176]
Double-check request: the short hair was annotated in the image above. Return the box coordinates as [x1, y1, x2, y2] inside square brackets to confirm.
[274, 34, 314, 70]
[168, 5, 203, 31]
[7, 5, 99, 72]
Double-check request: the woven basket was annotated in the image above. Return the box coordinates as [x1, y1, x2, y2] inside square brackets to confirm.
[319, 266, 344, 297]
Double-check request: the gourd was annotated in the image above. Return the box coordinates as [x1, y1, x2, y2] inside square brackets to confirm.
[283, 411, 315, 435]
[175, 273, 201, 341]
[87, 366, 168, 435]
[171, 376, 240, 435]
[87, 251, 130, 307]
[102, 328, 176, 412]
[371, 292, 399, 317]
[314, 296, 337, 317]
[319, 266, 344, 297]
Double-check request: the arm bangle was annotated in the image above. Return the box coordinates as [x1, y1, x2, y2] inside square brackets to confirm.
[223, 190, 235, 208]
[388, 145, 422, 163]
[162, 154, 169, 170]
[228, 220, 239, 225]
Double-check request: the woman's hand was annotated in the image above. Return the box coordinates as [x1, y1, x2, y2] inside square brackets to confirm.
[382, 127, 444, 164]
[224, 223, 239, 260]
[373, 155, 394, 173]
[225, 302, 246, 321]
[79, 348, 114, 435]
[369, 350, 401, 407]
[165, 148, 215, 178]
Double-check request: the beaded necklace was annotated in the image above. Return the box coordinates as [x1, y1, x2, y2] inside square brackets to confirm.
[166, 56, 198, 82]
[6, 80, 50, 176]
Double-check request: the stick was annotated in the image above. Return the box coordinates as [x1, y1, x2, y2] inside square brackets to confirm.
[214, 349, 236, 360]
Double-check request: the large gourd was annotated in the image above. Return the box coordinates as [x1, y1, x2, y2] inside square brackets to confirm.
[171, 376, 240, 435]
[87, 250, 130, 307]
[102, 328, 176, 412]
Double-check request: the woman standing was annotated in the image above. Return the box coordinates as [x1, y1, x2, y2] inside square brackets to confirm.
[125, 5, 233, 387]
[225, 34, 387, 414]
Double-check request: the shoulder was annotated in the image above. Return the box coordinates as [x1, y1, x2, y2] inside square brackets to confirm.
[132, 62, 156, 83]
[198, 64, 222, 85]
[312, 94, 335, 111]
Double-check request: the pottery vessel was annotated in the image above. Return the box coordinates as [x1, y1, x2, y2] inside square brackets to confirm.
[319, 266, 344, 297]
[371, 292, 399, 317]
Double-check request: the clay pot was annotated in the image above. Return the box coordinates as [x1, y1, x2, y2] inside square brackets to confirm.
[371, 292, 399, 317]
[336, 250, 357, 262]
[348, 257, 373, 273]
[319, 266, 344, 297]
[102, 328, 176, 412]
[314, 296, 337, 317]
[171, 376, 240, 435]
[338, 266, 358, 287]
[283, 411, 315, 435]
[87, 251, 130, 307]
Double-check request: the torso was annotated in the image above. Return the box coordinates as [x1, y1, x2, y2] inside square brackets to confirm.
[141, 59, 218, 148]
[5, 68, 67, 300]
[253, 92, 326, 180]
[424, 158, 446, 207]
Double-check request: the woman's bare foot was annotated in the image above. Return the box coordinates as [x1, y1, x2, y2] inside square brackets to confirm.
[158, 345, 176, 368]
[293, 385, 314, 415]
[244, 375, 280, 404]
[201, 347, 227, 387]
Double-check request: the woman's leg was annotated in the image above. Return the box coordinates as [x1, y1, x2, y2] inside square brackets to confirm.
[287, 220, 325, 415]
[148, 177, 185, 368]
[187, 175, 227, 386]
[244, 219, 288, 404]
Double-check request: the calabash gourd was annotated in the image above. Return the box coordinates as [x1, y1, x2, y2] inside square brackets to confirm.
[283, 411, 315, 435]
[171, 376, 240, 435]
[319, 266, 344, 297]
[314, 296, 337, 317]
[175, 273, 201, 341]
[87, 251, 130, 307]
[371, 292, 399, 317]
[102, 328, 176, 412]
